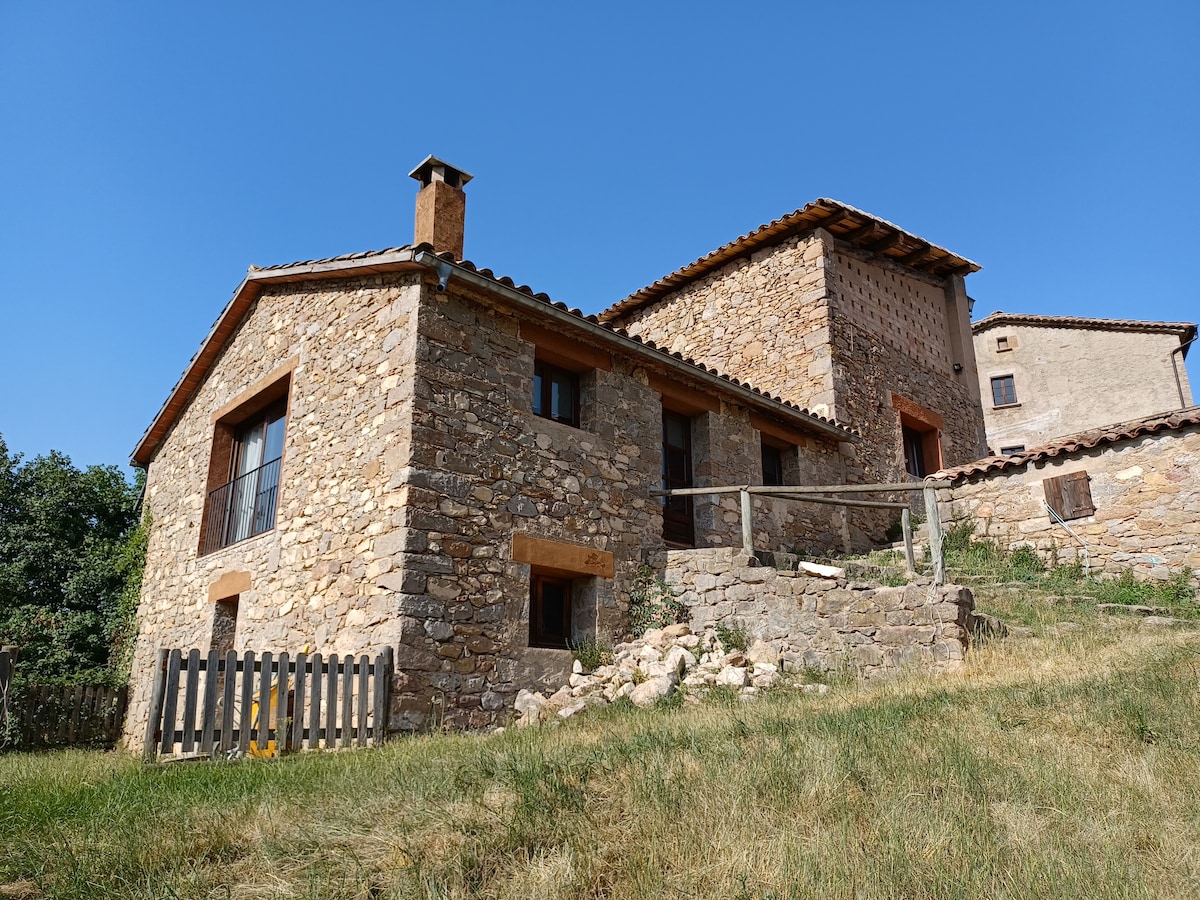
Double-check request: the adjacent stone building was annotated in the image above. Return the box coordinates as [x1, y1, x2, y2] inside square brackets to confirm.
[972, 312, 1196, 454]
[935, 407, 1200, 582]
[125, 158, 861, 744]
[600, 200, 988, 539]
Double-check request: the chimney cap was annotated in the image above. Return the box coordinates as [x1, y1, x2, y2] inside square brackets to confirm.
[408, 155, 473, 190]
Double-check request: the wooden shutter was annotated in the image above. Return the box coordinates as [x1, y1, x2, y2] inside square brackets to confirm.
[1043, 471, 1095, 520]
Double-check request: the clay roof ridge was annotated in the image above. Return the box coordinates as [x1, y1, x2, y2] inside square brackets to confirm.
[598, 198, 980, 322]
[972, 311, 1197, 339]
[934, 405, 1200, 482]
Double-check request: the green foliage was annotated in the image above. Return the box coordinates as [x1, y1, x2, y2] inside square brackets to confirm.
[0, 434, 144, 686]
[884, 519, 903, 544]
[714, 619, 749, 653]
[627, 565, 686, 638]
[568, 634, 612, 672]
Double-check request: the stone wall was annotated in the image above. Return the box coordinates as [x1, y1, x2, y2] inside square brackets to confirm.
[974, 324, 1195, 452]
[660, 548, 974, 675]
[128, 274, 423, 751]
[940, 424, 1200, 581]
[616, 232, 835, 413]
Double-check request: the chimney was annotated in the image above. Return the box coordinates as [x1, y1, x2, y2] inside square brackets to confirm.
[409, 155, 473, 259]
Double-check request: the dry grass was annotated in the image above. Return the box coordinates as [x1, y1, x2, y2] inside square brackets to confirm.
[3, 596, 1200, 898]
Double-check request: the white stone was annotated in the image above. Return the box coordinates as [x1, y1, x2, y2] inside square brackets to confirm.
[715, 666, 750, 687]
[629, 676, 677, 707]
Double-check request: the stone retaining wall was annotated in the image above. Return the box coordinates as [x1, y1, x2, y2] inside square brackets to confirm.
[659, 548, 973, 675]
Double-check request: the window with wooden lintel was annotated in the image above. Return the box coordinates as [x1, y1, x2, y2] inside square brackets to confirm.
[661, 408, 695, 547]
[199, 366, 292, 555]
[533, 359, 579, 427]
[530, 574, 572, 649]
[1043, 471, 1095, 521]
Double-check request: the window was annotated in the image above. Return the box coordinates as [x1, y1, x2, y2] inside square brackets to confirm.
[661, 409, 695, 547]
[996, 336, 1012, 352]
[761, 441, 785, 486]
[200, 366, 292, 555]
[533, 359, 579, 427]
[990, 375, 1018, 407]
[1043, 471, 1095, 521]
[530, 574, 572, 648]
[212, 597, 239, 653]
[1000, 445, 1025, 456]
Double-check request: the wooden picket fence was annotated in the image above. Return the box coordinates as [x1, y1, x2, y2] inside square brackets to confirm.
[0, 646, 129, 750]
[143, 648, 393, 761]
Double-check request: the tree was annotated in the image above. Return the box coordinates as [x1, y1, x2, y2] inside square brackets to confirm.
[0, 434, 146, 684]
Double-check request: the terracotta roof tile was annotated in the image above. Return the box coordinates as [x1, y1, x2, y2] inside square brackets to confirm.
[935, 406, 1200, 483]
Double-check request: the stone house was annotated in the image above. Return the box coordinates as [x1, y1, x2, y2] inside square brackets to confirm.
[600, 199, 989, 540]
[934, 406, 1200, 582]
[972, 312, 1196, 455]
[125, 158, 861, 742]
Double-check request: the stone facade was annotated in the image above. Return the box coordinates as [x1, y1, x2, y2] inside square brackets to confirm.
[607, 227, 987, 542]
[127, 264, 854, 748]
[972, 313, 1196, 453]
[938, 417, 1200, 581]
[661, 548, 974, 674]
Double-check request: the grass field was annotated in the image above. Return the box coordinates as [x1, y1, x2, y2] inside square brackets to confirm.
[4, 536, 1200, 900]
[4, 585, 1200, 899]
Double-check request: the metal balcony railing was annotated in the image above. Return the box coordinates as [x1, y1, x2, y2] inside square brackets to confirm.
[201, 457, 282, 554]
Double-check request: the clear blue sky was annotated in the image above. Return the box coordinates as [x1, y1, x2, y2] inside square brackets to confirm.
[2, 1, 1197, 472]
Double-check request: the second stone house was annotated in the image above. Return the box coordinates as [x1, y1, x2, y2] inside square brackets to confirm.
[125, 158, 859, 740]
[600, 199, 989, 538]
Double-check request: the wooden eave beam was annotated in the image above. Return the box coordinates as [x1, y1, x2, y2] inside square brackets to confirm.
[899, 243, 932, 266]
[870, 232, 906, 255]
[841, 221, 881, 243]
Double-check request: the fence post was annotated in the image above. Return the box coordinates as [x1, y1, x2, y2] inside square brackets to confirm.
[143, 649, 169, 762]
[901, 508, 917, 577]
[0, 646, 17, 742]
[923, 483, 945, 586]
[739, 490, 753, 556]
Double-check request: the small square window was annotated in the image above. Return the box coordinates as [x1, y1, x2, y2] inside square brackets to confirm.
[990, 375, 1018, 407]
[996, 336, 1011, 352]
[533, 360, 580, 427]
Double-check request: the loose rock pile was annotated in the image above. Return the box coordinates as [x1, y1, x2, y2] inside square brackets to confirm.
[512, 623, 829, 726]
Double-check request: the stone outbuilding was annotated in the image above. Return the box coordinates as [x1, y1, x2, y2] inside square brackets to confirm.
[934, 406, 1200, 582]
[600, 199, 989, 540]
[972, 312, 1196, 454]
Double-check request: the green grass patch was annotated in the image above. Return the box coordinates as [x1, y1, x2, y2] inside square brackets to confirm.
[4, 629, 1200, 898]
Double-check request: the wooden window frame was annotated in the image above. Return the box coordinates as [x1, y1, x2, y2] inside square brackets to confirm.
[990, 375, 1018, 407]
[1043, 471, 1095, 521]
[760, 439, 786, 487]
[533, 359, 581, 428]
[530, 573, 572, 649]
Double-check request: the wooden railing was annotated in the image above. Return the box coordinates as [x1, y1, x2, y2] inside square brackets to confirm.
[651, 480, 951, 584]
[143, 648, 393, 762]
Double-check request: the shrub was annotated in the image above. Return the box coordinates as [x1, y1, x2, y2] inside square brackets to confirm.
[627, 566, 686, 638]
[569, 635, 612, 672]
[715, 620, 749, 653]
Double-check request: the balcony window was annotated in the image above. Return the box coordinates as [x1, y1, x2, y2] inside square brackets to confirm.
[201, 400, 286, 554]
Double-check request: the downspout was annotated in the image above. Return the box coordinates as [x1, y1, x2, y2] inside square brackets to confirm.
[1170, 333, 1197, 409]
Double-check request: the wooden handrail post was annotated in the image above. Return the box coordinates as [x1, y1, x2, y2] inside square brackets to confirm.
[901, 508, 916, 577]
[923, 484, 945, 586]
[739, 490, 754, 556]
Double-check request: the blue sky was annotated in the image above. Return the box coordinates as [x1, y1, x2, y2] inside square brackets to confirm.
[2, 1, 1197, 472]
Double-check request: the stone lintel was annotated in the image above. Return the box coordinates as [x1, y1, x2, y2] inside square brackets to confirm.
[512, 534, 615, 579]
